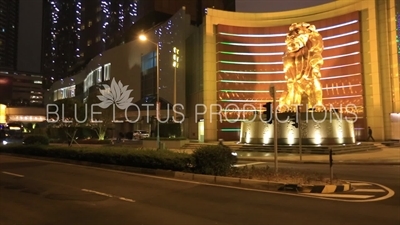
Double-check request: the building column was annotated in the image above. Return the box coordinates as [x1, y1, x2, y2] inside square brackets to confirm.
[203, 22, 218, 142]
[362, 0, 399, 140]
[361, 2, 385, 141]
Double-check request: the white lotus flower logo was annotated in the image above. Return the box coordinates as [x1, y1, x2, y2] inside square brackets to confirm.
[97, 78, 133, 110]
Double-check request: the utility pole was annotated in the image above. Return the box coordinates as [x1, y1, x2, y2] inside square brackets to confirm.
[270, 85, 278, 173]
[298, 105, 302, 162]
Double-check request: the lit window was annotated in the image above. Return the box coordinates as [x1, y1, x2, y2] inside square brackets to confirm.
[103, 63, 111, 81]
[81, 25, 85, 29]
[88, 21, 92, 27]
[95, 36, 100, 42]
[87, 40, 92, 46]
[94, 67, 102, 83]
[96, 16, 101, 22]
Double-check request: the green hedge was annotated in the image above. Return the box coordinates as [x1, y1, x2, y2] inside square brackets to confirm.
[191, 145, 237, 176]
[0, 145, 191, 171]
[23, 135, 49, 145]
[0, 144, 237, 176]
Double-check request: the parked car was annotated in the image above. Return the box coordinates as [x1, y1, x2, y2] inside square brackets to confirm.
[1, 129, 23, 145]
[133, 130, 150, 139]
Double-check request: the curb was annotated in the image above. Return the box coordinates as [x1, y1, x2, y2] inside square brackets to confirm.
[237, 157, 400, 165]
[0, 153, 354, 194]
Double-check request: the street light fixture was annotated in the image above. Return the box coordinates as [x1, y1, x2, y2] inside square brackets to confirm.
[172, 47, 179, 121]
[139, 34, 160, 150]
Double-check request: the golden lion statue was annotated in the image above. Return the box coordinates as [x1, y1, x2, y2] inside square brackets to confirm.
[279, 22, 324, 111]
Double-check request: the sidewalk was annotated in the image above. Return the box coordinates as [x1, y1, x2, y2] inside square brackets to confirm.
[236, 147, 400, 165]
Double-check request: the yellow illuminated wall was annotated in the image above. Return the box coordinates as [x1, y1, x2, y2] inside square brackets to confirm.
[216, 12, 363, 140]
[0, 104, 6, 124]
[198, 0, 399, 142]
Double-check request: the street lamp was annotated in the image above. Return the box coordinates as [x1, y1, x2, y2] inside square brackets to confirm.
[139, 34, 160, 150]
[172, 47, 179, 121]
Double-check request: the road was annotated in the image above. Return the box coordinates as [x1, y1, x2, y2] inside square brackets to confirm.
[238, 161, 400, 196]
[0, 155, 399, 225]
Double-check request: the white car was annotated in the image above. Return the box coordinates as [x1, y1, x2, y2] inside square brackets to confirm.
[133, 130, 150, 139]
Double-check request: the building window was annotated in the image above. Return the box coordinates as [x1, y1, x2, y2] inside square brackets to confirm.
[141, 51, 157, 75]
[103, 63, 111, 81]
[95, 36, 100, 42]
[84, 71, 94, 93]
[87, 40, 92, 46]
[81, 25, 85, 30]
[96, 16, 101, 22]
[93, 67, 102, 83]
[88, 21, 92, 27]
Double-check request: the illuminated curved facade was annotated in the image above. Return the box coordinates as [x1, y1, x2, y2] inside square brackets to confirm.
[191, 0, 399, 142]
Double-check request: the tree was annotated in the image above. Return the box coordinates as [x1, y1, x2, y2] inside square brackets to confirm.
[86, 87, 115, 140]
[47, 98, 87, 146]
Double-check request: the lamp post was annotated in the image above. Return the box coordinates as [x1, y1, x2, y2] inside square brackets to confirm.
[139, 34, 160, 150]
[172, 47, 179, 121]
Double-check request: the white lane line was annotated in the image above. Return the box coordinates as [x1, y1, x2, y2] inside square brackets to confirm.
[119, 197, 136, 203]
[351, 183, 372, 186]
[234, 162, 266, 167]
[354, 189, 386, 193]
[302, 193, 375, 199]
[81, 189, 136, 203]
[2, 171, 24, 178]
[81, 189, 113, 197]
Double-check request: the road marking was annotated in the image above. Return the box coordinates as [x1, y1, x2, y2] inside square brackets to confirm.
[81, 189, 136, 203]
[2, 171, 24, 178]
[81, 189, 113, 197]
[302, 193, 374, 199]
[119, 197, 136, 203]
[354, 189, 386, 193]
[351, 182, 372, 186]
[234, 162, 266, 167]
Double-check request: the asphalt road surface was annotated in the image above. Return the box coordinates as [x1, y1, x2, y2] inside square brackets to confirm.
[1, 155, 399, 225]
[237, 160, 400, 203]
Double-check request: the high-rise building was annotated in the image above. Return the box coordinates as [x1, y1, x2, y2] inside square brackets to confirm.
[0, 70, 44, 107]
[42, 0, 140, 81]
[0, 0, 19, 70]
[41, 0, 235, 86]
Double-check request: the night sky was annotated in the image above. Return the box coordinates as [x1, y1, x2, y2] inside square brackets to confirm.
[16, 0, 335, 73]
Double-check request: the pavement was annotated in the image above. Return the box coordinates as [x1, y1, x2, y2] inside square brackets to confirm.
[171, 145, 400, 165]
[235, 147, 400, 165]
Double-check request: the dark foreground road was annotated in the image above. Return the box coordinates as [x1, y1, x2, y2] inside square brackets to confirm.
[0, 155, 399, 225]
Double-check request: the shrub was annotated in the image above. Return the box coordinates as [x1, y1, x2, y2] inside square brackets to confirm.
[191, 145, 237, 176]
[0, 145, 192, 172]
[23, 135, 49, 145]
